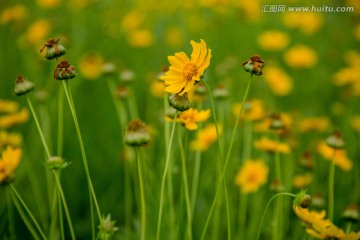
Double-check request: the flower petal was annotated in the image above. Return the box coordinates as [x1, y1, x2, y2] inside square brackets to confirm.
[190, 40, 201, 63]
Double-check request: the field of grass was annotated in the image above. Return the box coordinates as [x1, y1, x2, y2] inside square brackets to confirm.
[1, 0, 360, 239]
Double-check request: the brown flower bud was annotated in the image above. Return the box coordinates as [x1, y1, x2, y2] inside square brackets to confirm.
[242, 55, 265, 76]
[53, 60, 77, 80]
[40, 38, 66, 60]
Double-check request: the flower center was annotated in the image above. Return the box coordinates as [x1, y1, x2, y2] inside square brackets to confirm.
[183, 63, 197, 81]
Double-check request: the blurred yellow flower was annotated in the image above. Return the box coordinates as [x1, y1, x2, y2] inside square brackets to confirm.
[282, 12, 324, 34]
[127, 29, 154, 47]
[254, 137, 291, 154]
[0, 146, 22, 184]
[293, 173, 313, 188]
[254, 113, 292, 132]
[0, 99, 19, 113]
[297, 117, 330, 133]
[178, 108, 210, 130]
[262, 67, 293, 96]
[0, 131, 22, 151]
[350, 116, 360, 132]
[234, 0, 261, 21]
[317, 142, 352, 171]
[0, 108, 29, 129]
[166, 27, 185, 48]
[190, 124, 219, 151]
[0, 4, 27, 24]
[24, 19, 51, 46]
[150, 81, 166, 98]
[232, 99, 266, 121]
[234, 159, 268, 194]
[36, 0, 60, 8]
[257, 30, 290, 51]
[284, 45, 318, 68]
[160, 39, 212, 96]
[121, 10, 146, 32]
[78, 53, 104, 80]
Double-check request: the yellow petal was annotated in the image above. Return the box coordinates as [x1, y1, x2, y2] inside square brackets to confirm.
[190, 40, 201, 64]
[196, 39, 207, 65]
[197, 48, 212, 74]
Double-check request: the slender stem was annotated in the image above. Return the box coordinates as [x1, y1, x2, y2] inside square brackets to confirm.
[256, 193, 296, 240]
[54, 171, 76, 240]
[156, 111, 178, 240]
[57, 87, 64, 156]
[273, 134, 283, 240]
[202, 80, 231, 240]
[328, 149, 336, 221]
[177, 126, 193, 240]
[62, 80, 102, 221]
[57, 178, 65, 240]
[238, 193, 247, 240]
[345, 222, 352, 234]
[26, 95, 51, 158]
[10, 184, 47, 240]
[7, 187, 15, 238]
[201, 76, 253, 240]
[136, 147, 146, 240]
[49, 180, 58, 239]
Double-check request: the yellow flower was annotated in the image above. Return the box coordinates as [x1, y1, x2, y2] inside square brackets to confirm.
[232, 99, 266, 121]
[190, 124, 219, 151]
[121, 10, 146, 32]
[166, 27, 185, 48]
[317, 141, 352, 171]
[297, 117, 330, 133]
[254, 137, 291, 154]
[0, 146, 22, 183]
[36, 0, 60, 8]
[282, 12, 323, 34]
[150, 81, 166, 98]
[257, 30, 290, 51]
[78, 53, 104, 80]
[160, 39, 212, 96]
[178, 108, 210, 130]
[0, 4, 27, 24]
[234, 159, 268, 194]
[0, 99, 19, 113]
[254, 113, 293, 132]
[127, 29, 154, 48]
[0, 131, 22, 151]
[350, 116, 360, 132]
[24, 19, 51, 46]
[262, 67, 293, 96]
[284, 45, 318, 68]
[0, 108, 29, 129]
[293, 206, 329, 226]
[293, 173, 313, 188]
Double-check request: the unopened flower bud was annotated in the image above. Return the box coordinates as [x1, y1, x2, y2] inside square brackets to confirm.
[242, 55, 265, 76]
[53, 60, 77, 80]
[119, 69, 135, 84]
[102, 62, 117, 77]
[168, 92, 191, 112]
[46, 156, 69, 170]
[326, 130, 345, 149]
[116, 85, 130, 100]
[98, 214, 119, 239]
[14, 75, 34, 96]
[293, 190, 312, 208]
[213, 84, 229, 100]
[124, 119, 151, 147]
[343, 204, 359, 223]
[40, 38, 66, 60]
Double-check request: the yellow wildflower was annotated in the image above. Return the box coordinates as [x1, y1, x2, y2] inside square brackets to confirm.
[282, 12, 324, 34]
[0, 99, 19, 113]
[293, 173, 313, 188]
[297, 117, 330, 132]
[284, 45, 318, 68]
[253, 137, 291, 154]
[121, 10, 146, 32]
[350, 116, 360, 132]
[232, 99, 266, 121]
[0, 131, 22, 151]
[178, 108, 210, 130]
[262, 67, 293, 96]
[190, 124, 219, 151]
[317, 141, 352, 171]
[24, 19, 51, 46]
[0, 108, 29, 129]
[150, 81, 166, 98]
[160, 39, 212, 96]
[36, 0, 60, 8]
[78, 53, 104, 80]
[254, 113, 292, 132]
[166, 27, 185, 48]
[257, 30, 289, 51]
[0, 4, 27, 24]
[0, 147, 22, 183]
[126, 29, 154, 48]
[234, 159, 268, 194]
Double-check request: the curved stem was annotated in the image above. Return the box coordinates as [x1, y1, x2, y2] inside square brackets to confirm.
[136, 148, 146, 240]
[201, 76, 253, 240]
[256, 193, 296, 240]
[156, 111, 178, 240]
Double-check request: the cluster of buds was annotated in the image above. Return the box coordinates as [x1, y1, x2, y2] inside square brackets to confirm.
[242, 55, 265, 76]
[53, 60, 77, 80]
[14, 75, 34, 96]
[40, 38, 66, 60]
[124, 119, 151, 147]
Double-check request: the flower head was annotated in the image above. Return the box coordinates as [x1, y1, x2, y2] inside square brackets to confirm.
[160, 39, 212, 96]
[0, 146, 22, 184]
[177, 108, 210, 130]
[253, 137, 291, 154]
[53, 60, 77, 80]
[124, 119, 151, 147]
[317, 141, 352, 171]
[242, 55, 265, 76]
[40, 38, 66, 60]
[190, 124, 219, 152]
[98, 214, 119, 240]
[14, 75, 34, 96]
[232, 99, 266, 122]
[234, 159, 269, 194]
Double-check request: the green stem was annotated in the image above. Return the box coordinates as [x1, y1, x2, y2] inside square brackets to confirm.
[57, 87, 64, 156]
[238, 194, 247, 240]
[177, 126, 193, 240]
[201, 76, 253, 240]
[7, 187, 15, 238]
[62, 80, 102, 221]
[202, 80, 231, 240]
[256, 193, 296, 240]
[273, 134, 283, 240]
[328, 149, 336, 222]
[54, 171, 76, 240]
[345, 222, 352, 234]
[10, 184, 47, 240]
[57, 178, 65, 240]
[136, 147, 146, 240]
[156, 111, 178, 240]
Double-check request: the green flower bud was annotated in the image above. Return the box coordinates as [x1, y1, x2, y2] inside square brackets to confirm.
[326, 130, 345, 149]
[242, 55, 265, 76]
[46, 156, 70, 170]
[40, 38, 66, 60]
[98, 214, 119, 239]
[293, 190, 312, 208]
[53, 60, 77, 80]
[124, 119, 151, 147]
[168, 92, 191, 112]
[14, 75, 35, 96]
